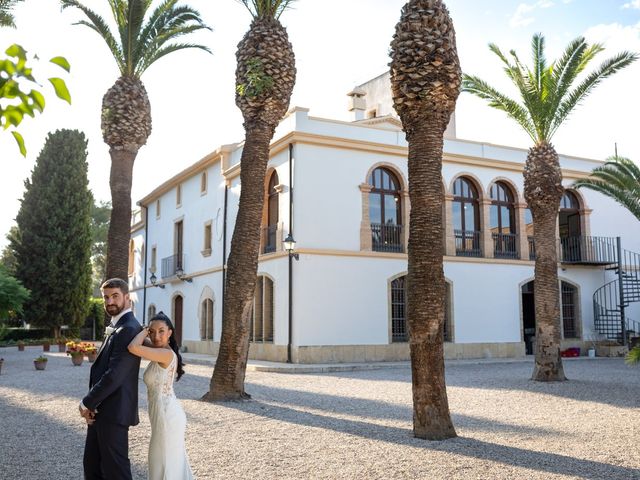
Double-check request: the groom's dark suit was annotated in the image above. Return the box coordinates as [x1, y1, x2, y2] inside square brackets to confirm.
[83, 311, 142, 480]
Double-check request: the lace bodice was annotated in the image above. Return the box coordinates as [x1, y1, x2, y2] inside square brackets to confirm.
[143, 350, 177, 398]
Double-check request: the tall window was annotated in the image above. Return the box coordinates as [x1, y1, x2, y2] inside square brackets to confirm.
[369, 167, 402, 252]
[264, 171, 279, 253]
[250, 276, 274, 342]
[151, 246, 157, 273]
[155, 199, 161, 218]
[200, 298, 214, 340]
[561, 281, 578, 338]
[176, 184, 182, 207]
[203, 223, 212, 255]
[391, 275, 451, 342]
[490, 182, 517, 258]
[200, 172, 208, 194]
[559, 191, 582, 262]
[452, 177, 481, 257]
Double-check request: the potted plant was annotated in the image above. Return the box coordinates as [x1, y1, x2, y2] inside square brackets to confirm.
[57, 337, 67, 352]
[42, 339, 51, 352]
[34, 355, 48, 370]
[66, 341, 86, 366]
[17, 340, 25, 352]
[0, 358, 4, 375]
[82, 342, 98, 362]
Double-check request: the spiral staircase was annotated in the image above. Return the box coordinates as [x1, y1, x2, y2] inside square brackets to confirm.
[560, 236, 640, 346]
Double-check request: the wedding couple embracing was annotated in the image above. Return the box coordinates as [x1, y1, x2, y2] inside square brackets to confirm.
[79, 278, 194, 480]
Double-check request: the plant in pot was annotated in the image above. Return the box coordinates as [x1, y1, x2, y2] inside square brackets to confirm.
[34, 355, 48, 370]
[17, 340, 25, 352]
[57, 337, 67, 352]
[66, 341, 86, 366]
[42, 338, 51, 352]
[0, 357, 4, 374]
[82, 342, 98, 363]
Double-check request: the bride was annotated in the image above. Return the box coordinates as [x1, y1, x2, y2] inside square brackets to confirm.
[128, 312, 194, 479]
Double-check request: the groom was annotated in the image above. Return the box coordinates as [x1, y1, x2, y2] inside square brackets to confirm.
[80, 278, 142, 480]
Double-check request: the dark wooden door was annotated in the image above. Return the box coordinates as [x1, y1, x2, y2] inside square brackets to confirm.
[174, 295, 183, 347]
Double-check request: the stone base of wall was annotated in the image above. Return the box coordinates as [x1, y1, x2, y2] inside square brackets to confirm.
[293, 342, 526, 364]
[183, 341, 528, 363]
[182, 340, 287, 362]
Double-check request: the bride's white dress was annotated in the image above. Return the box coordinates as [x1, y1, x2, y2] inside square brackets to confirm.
[143, 351, 194, 480]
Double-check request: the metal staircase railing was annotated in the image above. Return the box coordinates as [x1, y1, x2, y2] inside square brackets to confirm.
[592, 237, 640, 344]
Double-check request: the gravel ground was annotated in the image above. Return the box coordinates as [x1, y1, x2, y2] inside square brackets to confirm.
[0, 347, 638, 480]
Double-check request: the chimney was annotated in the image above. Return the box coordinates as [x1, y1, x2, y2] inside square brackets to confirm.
[347, 87, 366, 121]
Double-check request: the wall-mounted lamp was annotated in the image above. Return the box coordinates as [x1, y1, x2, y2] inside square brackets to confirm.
[175, 266, 193, 283]
[283, 233, 299, 261]
[149, 272, 165, 289]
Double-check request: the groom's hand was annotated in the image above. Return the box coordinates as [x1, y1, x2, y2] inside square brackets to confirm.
[79, 402, 96, 425]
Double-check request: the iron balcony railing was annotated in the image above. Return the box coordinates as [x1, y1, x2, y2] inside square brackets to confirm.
[492, 233, 519, 259]
[371, 223, 404, 253]
[558, 236, 618, 264]
[528, 236, 536, 260]
[261, 225, 278, 254]
[455, 230, 482, 257]
[161, 254, 185, 278]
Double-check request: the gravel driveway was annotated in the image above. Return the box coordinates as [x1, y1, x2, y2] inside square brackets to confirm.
[0, 347, 638, 479]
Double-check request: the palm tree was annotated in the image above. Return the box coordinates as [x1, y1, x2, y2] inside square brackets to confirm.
[574, 156, 640, 366]
[0, 0, 23, 28]
[203, 0, 296, 402]
[389, 0, 461, 440]
[574, 156, 640, 220]
[462, 35, 637, 381]
[61, 0, 211, 280]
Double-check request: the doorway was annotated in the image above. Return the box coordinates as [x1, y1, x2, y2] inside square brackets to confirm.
[521, 281, 536, 355]
[173, 295, 183, 347]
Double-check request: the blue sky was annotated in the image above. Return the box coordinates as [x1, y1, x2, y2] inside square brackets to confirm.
[1, 0, 639, 248]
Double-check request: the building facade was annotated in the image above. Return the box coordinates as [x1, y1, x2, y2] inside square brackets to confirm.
[128, 77, 640, 363]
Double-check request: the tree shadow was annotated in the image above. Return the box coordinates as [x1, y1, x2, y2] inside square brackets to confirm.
[215, 399, 639, 480]
[0, 395, 147, 480]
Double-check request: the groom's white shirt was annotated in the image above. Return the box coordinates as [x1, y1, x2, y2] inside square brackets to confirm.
[80, 307, 133, 412]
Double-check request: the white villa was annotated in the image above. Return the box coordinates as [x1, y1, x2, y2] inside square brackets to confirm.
[127, 73, 640, 363]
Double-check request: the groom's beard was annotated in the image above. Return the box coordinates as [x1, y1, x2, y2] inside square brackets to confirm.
[105, 304, 125, 316]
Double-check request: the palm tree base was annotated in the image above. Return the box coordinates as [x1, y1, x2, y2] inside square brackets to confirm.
[201, 390, 252, 402]
[531, 362, 567, 382]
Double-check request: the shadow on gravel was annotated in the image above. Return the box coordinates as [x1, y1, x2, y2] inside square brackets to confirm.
[218, 400, 639, 480]
[0, 395, 147, 480]
[207, 382, 559, 437]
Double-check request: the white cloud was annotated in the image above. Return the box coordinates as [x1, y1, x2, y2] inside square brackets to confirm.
[509, 1, 555, 28]
[622, 0, 640, 9]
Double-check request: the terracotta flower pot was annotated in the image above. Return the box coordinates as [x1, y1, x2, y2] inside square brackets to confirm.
[87, 351, 98, 363]
[57, 343, 66, 353]
[43, 343, 50, 352]
[17, 344, 25, 352]
[0, 360, 4, 375]
[70, 354, 84, 366]
[34, 360, 47, 371]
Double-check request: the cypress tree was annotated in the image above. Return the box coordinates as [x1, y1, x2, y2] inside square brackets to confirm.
[12, 129, 93, 338]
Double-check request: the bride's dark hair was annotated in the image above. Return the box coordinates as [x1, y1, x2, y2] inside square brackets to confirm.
[149, 311, 185, 381]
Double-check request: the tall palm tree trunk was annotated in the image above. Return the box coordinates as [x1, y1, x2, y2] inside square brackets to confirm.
[407, 118, 456, 440]
[105, 148, 136, 281]
[524, 142, 566, 381]
[204, 123, 274, 401]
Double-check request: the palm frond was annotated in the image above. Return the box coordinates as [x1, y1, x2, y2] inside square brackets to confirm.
[574, 156, 640, 221]
[239, 0, 296, 20]
[61, 0, 125, 73]
[137, 42, 209, 75]
[551, 51, 638, 137]
[0, 0, 23, 28]
[531, 33, 546, 95]
[123, 0, 153, 75]
[461, 74, 537, 141]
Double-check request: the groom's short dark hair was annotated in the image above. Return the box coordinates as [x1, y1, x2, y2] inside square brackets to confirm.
[101, 278, 129, 293]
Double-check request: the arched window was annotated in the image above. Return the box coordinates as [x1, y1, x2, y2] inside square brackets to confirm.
[490, 182, 517, 258]
[369, 167, 402, 252]
[452, 177, 481, 257]
[263, 171, 279, 253]
[128, 240, 135, 276]
[148, 305, 156, 322]
[200, 298, 214, 340]
[250, 276, 274, 342]
[559, 191, 582, 262]
[391, 275, 451, 342]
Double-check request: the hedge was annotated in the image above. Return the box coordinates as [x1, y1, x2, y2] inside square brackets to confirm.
[1, 328, 51, 342]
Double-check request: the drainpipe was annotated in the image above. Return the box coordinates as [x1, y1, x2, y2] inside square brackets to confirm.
[142, 205, 148, 326]
[287, 143, 295, 363]
[222, 183, 229, 326]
